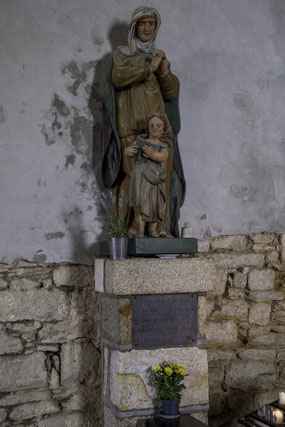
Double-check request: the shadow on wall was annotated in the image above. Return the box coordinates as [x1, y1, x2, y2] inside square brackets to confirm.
[63, 21, 128, 264]
[89, 20, 128, 189]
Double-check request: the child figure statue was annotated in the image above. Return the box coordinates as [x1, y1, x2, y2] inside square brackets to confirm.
[124, 113, 169, 237]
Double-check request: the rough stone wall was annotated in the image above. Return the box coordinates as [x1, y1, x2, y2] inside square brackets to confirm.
[0, 261, 100, 427]
[2, 236, 285, 427]
[197, 233, 285, 427]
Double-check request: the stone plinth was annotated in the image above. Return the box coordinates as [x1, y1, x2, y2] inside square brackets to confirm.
[95, 258, 215, 295]
[95, 257, 215, 426]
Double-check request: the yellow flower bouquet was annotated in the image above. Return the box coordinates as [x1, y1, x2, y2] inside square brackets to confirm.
[153, 362, 187, 401]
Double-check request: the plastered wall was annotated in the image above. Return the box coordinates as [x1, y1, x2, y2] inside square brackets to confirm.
[1, 0, 285, 264]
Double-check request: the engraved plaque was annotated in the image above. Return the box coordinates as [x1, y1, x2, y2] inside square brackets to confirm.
[132, 294, 198, 348]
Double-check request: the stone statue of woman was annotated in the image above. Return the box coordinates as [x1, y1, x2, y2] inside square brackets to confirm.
[100, 6, 185, 237]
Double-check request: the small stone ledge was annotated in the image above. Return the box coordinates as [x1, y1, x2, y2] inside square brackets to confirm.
[102, 338, 132, 351]
[180, 403, 209, 414]
[95, 258, 216, 295]
[105, 402, 209, 419]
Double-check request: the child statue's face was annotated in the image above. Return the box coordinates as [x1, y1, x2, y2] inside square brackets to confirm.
[148, 117, 164, 139]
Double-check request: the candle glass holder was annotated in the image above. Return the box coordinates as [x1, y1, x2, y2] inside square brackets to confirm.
[279, 392, 285, 406]
[272, 408, 284, 425]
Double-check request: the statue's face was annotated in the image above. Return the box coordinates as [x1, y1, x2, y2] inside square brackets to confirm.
[137, 17, 156, 42]
[148, 117, 164, 139]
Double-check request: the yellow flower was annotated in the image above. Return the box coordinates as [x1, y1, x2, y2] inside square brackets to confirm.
[178, 368, 185, 375]
[153, 365, 161, 372]
[177, 364, 184, 368]
[165, 367, 173, 376]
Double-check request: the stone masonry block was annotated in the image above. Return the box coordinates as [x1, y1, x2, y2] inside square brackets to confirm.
[211, 253, 264, 269]
[95, 258, 215, 295]
[233, 271, 248, 288]
[210, 235, 248, 252]
[238, 349, 276, 361]
[248, 326, 270, 338]
[70, 289, 98, 319]
[38, 318, 94, 344]
[0, 332, 23, 355]
[53, 265, 93, 288]
[281, 234, 285, 264]
[205, 321, 238, 345]
[252, 244, 275, 252]
[37, 412, 84, 427]
[0, 390, 51, 407]
[249, 332, 285, 346]
[102, 296, 132, 345]
[249, 290, 284, 302]
[198, 296, 207, 334]
[6, 266, 51, 279]
[0, 289, 68, 322]
[226, 361, 276, 387]
[251, 233, 275, 244]
[109, 347, 208, 411]
[273, 300, 285, 310]
[254, 390, 279, 410]
[205, 299, 215, 318]
[272, 325, 285, 333]
[214, 268, 227, 296]
[248, 269, 275, 291]
[277, 350, 285, 361]
[10, 321, 42, 333]
[10, 401, 60, 421]
[10, 277, 41, 290]
[219, 300, 249, 319]
[208, 367, 224, 391]
[0, 409, 7, 423]
[197, 239, 210, 252]
[207, 349, 236, 364]
[0, 353, 47, 392]
[0, 278, 9, 290]
[266, 251, 279, 264]
[227, 288, 245, 300]
[60, 341, 99, 388]
[249, 303, 271, 326]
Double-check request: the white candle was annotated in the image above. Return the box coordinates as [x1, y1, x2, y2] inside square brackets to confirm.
[279, 392, 285, 405]
[273, 409, 283, 424]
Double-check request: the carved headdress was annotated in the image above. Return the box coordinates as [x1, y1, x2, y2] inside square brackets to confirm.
[118, 6, 161, 56]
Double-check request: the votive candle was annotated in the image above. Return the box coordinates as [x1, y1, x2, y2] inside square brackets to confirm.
[273, 409, 283, 425]
[279, 392, 285, 405]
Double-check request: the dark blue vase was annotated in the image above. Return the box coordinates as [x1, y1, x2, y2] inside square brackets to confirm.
[161, 399, 180, 415]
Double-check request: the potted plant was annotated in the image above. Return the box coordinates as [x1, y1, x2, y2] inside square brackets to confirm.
[100, 192, 128, 259]
[153, 362, 187, 417]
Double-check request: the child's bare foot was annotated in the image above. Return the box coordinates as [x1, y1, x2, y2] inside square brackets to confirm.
[149, 231, 159, 238]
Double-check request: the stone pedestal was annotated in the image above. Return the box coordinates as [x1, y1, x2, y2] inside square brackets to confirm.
[94, 258, 216, 426]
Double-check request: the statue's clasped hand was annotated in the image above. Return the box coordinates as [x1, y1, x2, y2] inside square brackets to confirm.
[156, 50, 166, 60]
[124, 145, 138, 157]
[151, 50, 168, 75]
[142, 144, 154, 159]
